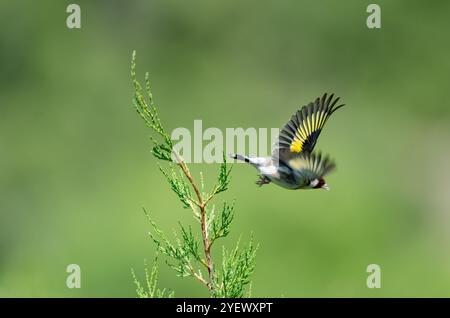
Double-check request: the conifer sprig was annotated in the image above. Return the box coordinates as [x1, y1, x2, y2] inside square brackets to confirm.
[131, 51, 256, 297]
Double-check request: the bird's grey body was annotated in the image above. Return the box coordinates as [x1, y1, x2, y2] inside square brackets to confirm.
[232, 154, 327, 190]
[231, 93, 344, 191]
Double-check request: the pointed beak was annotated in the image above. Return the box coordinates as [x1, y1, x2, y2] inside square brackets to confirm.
[322, 183, 330, 191]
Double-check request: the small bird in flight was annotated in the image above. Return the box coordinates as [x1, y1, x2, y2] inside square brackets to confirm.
[231, 93, 345, 190]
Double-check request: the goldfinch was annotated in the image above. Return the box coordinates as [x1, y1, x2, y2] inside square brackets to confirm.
[231, 93, 344, 190]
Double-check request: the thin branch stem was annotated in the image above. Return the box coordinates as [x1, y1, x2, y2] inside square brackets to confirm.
[172, 150, 215, 291]
[203, 188, 218, 206]
[186, 264, 211, 290]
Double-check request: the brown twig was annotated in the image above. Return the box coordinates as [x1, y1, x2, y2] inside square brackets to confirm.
[186, 263, 210, 288]
[173, 151, 215, 291]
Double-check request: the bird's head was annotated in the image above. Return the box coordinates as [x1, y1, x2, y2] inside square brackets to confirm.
[310, 178, 330, 191]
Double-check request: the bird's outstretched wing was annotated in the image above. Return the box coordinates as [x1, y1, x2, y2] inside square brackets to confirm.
[286, 152, 336, 187]
[273, 93, 344, 159]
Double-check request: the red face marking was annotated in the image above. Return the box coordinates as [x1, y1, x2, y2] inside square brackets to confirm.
[313, 178, 326, 189]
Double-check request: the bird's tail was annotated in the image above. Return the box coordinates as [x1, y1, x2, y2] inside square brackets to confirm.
[229, 154, 269, 167]
[229, 153, 251, 163]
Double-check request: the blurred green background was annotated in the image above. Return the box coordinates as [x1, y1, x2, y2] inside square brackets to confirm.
[1, 0, 450, 297]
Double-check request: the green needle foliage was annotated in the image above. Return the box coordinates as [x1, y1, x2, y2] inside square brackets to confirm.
[131, 256, 175, 298]
[130, 51, 257, 298]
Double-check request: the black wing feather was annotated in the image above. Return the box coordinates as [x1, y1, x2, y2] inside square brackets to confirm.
[274, 93, 344, 157]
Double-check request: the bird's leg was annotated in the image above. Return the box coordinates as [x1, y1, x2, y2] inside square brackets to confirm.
[256, 175, 271, 187]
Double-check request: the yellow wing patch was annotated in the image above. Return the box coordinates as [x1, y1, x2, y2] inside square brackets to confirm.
[290, 137, 304, 153]
[289, 110, 327, 153]
[275, 93, 344, 156]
